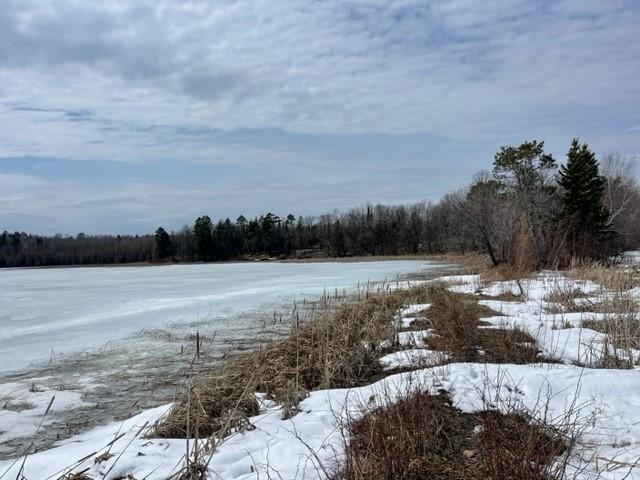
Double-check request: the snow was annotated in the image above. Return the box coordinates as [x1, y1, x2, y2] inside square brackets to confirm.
[473, 274, 639, 367]
[396, 329, 436, 347]
[625, 251, 640, 264]
[398, 303, 432, 316]
[0, 261, 439, 374]
[379, 349, 450, 370]
[2, 266, 640, 479]
[0, 381, 92, 454]
[396, 303, 431, 327]
[3, 363, 640, 479]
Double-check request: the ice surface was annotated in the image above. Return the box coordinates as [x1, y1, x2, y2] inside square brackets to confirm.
[0, 260, 441, 374]
[0, 260, 449, 457]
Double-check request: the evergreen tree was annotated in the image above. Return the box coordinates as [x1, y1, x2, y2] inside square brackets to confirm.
[557, 139, 610, 259]
[492, 140, 558, 266]
[154, 227, 173, 259]
[193, 215, 214, 260]
[558, 139, 608, 232]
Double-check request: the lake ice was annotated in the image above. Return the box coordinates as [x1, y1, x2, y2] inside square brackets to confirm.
[0, 260, 441, 374]
[0, 260, 449, 457]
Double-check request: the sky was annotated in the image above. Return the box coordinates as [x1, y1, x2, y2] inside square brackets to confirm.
[1, 0, 639, 235]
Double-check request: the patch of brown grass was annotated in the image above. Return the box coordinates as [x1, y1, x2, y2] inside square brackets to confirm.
[543, 287, 593, 314]
[479, 291, 524, 302]
[155, 285, 436, 438]
[156, 280, 554, 440]
[59, 472, 93, 480]
[567, 261, 639, 291]
[337, 391, 567, 480]
[583, 313, 640, 368]
[481, 263, 534, 283]
[409, 284, 545, 364]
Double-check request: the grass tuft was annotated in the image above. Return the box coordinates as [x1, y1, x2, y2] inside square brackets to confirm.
[337, 390, 568, 480]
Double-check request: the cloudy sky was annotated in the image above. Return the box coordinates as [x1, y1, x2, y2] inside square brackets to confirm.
[1, 0, 639, 234]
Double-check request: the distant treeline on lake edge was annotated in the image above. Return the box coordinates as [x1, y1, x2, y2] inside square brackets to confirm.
[3, 139, 639, 269]
[0, 204, 465, 268]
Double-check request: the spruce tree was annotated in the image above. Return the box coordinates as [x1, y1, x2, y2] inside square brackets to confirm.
[193, 215, 214, 260]
[558, 139, 608, 232]
[154, 227, 173, 259]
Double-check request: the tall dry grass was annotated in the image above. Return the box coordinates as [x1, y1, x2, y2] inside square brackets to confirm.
[544, 260, 640, 368]
[155, 284, 438, 439]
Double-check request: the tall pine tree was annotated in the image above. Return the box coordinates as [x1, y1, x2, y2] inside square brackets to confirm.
[154, 227, 173, 259]
[557, 139, 610, 257]
[558, 139, 608, 229]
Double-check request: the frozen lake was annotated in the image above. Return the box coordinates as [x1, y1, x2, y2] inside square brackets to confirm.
[0, 260, 453, 457]
[0, 260, 441, 374]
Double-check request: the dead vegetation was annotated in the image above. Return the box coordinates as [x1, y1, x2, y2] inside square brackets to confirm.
[540, 261, 640, 368]
[156, 278, 555, 441]
[155, 284, 437, 438]
[582, 314, 640, 369]
[59, 474, 92, 480]
[337, 390, 569, 480]
[408, 284, 546, 364]
[543, 286, 593, 314]
[155, 263, 640, 479]
[567, 260, 640, 291]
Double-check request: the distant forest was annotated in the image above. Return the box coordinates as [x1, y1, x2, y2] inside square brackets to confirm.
[2, 140, 639, 269]
[0, 205, 465, 267]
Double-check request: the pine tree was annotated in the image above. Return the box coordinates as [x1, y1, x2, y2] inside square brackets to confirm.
[558, 139, 608, 232]
[557, 139, 611, 260]
[193, 215, 214, 261]
[154, 227, 173, 259]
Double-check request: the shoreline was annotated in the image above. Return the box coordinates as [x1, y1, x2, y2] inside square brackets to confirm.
[0, 260, 456, 461]
[0, 252, 475, 271]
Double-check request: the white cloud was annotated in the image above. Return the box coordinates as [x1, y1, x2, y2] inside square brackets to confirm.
[0, 0, 639, 232]
[0, 0, 638, 157]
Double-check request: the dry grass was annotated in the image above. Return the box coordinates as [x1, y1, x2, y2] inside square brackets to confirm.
[567, 260, 640, 291]
[582, 313, 640, 369]
[156, 279, 556, 439]
[337, 390, 568, 480]
[58, 472, 92, 480]
[155, 285, 436, 438]
[409, 284, 546, 364]
[481, 263, 535, 283]
[543, 286, 593, 314]
[583, 314, 640, 349]
[546, 261, 640, 367]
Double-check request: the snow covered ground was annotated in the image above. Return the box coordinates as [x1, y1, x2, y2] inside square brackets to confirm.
[625, 251, 640, 263]
[2, 267, 640, 479]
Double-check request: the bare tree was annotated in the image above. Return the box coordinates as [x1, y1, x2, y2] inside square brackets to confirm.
[602, 153, 638, 222]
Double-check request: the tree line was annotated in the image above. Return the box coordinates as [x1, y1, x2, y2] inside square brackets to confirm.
[1, 139, 638, 269]
[457, 140, 639, 268]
